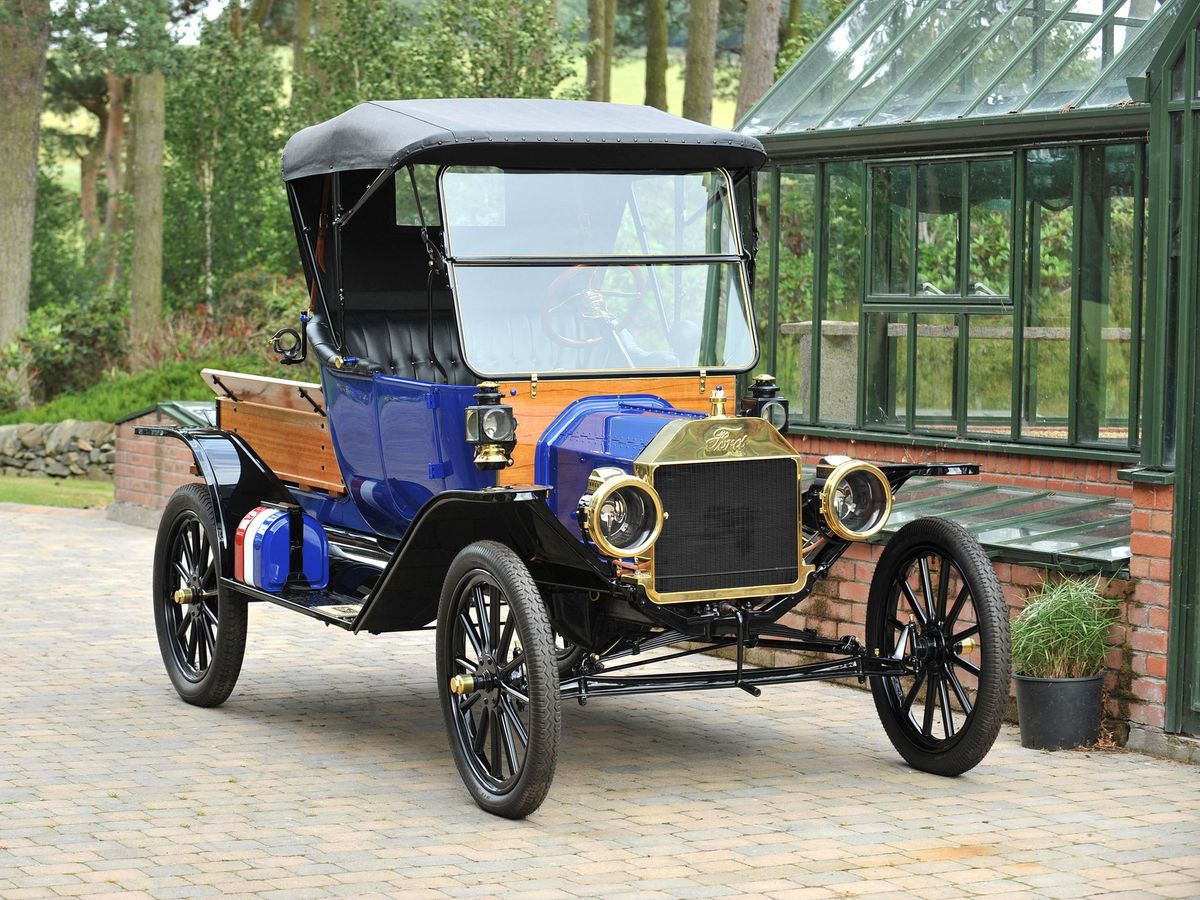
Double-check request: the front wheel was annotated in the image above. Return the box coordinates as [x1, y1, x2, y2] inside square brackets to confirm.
[436, 541, 561, 819]
[867, 517, 1010, 776]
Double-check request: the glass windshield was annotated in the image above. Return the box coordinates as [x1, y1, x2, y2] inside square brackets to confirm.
[439, 168, 756, 376]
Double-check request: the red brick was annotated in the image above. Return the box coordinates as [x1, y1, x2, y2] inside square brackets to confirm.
[1129, 629, 1168, 654]
[1128, 702, 1165, 729]
[1145, 654, 1168, 679]
[1131, 533, 1172, 559]
[1147, 606, 1170, 630]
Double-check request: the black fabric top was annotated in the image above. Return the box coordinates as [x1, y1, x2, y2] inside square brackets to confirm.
[281, 99, 767, 180]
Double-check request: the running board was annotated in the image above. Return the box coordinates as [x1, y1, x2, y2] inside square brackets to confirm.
[221, 577, 364, 629]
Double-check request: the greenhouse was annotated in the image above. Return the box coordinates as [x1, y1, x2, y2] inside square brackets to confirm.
[740, 1, 1200, 740]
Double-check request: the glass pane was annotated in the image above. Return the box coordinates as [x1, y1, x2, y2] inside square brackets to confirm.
[1022, 0, 1168, 113]
[1077, 143, 1138, 445]
[916, 162, 962, 295]
[820, 0, 982, 130]
[395, 164, 441, 226]
[779, 0, 944, 133]
[740, 0, 892, 134]
[969, 0, 1148, 117]
[1021, 147, 1075, 442]
[871, 165, 912, 294]
[1171, 48, 1186, 99]
[869, 1, 1019, 126]
[966, 314, 1014, 437]
[1162, 113, 1184, 466]
[864, 311, 908, 426]
[441, 169, 736, 258]
[776, 167, 817, 420]
[968, 158, 1013, 297]
[752, 169, 775, 379]
[974, 498, 1125, 542]
[917, 0, 1073, 122]
[1081, 0, 1183, 107]
[819, 162, 866, 424]
[915, 314, 958, 431]
[453, 262, 754, 375]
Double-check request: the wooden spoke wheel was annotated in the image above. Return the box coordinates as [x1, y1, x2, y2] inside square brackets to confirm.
[437, 541, 560, 819]
[153, 485, 247, 707]
[866, 517, 1010, 776]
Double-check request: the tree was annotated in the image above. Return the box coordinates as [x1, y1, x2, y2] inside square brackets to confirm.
[130, 69, 165, 343]
[644, 0, 667, 110]
[0, 0, 51, 347]
[586, 0, 609, 101]
[682, 0, 718, 123]
[735, 0, 781, 122]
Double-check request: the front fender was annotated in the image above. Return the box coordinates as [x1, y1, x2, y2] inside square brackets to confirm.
[355, 487, 614, 633]
[134, 425, 296, 568]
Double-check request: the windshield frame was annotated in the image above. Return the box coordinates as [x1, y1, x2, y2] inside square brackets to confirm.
[435, 165, 759, 380]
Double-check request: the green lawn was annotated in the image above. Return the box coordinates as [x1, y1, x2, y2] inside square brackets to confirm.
[0, 474, 114, 509]
[571, 51, 738, 129]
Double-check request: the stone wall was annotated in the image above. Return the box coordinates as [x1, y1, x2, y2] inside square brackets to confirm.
[0, 420, 116, 479]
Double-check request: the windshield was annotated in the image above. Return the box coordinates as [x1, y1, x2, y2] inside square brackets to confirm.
[439, 168, 756, 377]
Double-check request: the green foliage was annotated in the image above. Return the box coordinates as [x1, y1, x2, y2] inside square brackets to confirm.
[0, 354, 281, 425]
[1011, 578, 1119, 679]
[6, 293, 127, 402]
[776, 0, 850, 78]
[30, 170, 100, 311]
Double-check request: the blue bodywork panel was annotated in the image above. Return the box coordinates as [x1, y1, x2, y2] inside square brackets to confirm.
[321, 369, 495, 539]
[536, 396, 704, 533]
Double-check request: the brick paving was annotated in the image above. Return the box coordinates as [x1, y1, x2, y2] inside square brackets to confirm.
[1, 503, 1198, 899]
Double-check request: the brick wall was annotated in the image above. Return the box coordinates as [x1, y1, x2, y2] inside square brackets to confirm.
[109, 411, 200, 527]
[775, 433, 1173, 740]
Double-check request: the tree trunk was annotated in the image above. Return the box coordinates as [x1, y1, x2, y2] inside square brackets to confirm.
[784, 0, 805, 43]
[0, 0, 50, 346]
[602, 0, 616, 102]
[80, 138, 103, 242]
[251, 0, 275, 32]
[735, 0, 782, 122]
[586, 0, 608, 101]
[103, 68, 126, 281]
[293, 0, 313, 76]
[644, 0, 668, 110]
[682, 0, 719, 123]
[130, 71, 165, 345]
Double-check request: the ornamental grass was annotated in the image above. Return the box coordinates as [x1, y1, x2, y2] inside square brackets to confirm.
[1011, 578, 1119, 679]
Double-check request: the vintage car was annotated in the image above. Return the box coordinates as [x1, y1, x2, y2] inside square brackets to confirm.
[143, 99, 1011, 819]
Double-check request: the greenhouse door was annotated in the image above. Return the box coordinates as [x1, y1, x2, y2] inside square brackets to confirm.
[1155, 11, 1200, 736]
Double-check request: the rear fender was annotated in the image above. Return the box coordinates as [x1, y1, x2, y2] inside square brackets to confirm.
[355, 487, 614, 633]
[134, 426, 296, 568]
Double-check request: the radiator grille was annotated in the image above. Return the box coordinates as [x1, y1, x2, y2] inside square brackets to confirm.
[652, 456, 798, 596]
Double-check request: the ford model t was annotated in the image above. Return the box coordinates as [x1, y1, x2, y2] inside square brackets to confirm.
[143, 100, 1011, 818]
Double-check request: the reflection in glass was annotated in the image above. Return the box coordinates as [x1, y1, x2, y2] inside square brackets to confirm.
[453, 263, 754, 376]
[968, 158, 1012, 297]
[1021, 147, 1076, 442]
[820, 163, 865, 423]
[864, 312, 907, 427]
[916, 163, 962, 296]
[776, 167, 817, 419]
[872, 165, 912, 294]
[915, 314, 957, 431]
[966, 314, 1014, 437]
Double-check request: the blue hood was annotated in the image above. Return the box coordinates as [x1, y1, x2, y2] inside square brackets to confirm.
[535, 395, 704, 533]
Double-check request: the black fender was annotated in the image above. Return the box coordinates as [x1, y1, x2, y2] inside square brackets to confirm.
[134, 426, 296, 569]
[355, 486, 615, 634]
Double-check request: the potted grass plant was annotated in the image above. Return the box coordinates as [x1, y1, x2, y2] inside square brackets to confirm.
[1012, 577, 1119, 750]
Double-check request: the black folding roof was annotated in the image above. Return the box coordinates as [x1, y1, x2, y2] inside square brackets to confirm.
[282, 99, 767, 180]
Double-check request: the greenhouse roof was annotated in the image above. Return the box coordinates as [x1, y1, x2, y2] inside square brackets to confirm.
[741, 0, 1182, 139]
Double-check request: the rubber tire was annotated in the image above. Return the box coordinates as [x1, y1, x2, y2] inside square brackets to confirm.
[152, 484, 247, 707]
[436, 541, 561, 819]
[867, 517, 1011, 777]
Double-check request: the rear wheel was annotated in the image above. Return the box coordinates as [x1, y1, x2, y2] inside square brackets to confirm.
[152, 484, 247, 707]
[867, 517, 1010, 776]
[437, 541, 560, 819]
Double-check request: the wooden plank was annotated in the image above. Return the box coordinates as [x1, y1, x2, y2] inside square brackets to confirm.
[203, 368, 326, 415]
[493, 374, 736, 485]
[218, 399, 345, 495]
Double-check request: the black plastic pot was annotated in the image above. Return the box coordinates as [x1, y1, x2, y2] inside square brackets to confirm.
[1014, 673, 1105, 750]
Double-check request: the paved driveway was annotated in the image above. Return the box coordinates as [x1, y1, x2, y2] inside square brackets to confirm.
[1, 504, 1198, 899]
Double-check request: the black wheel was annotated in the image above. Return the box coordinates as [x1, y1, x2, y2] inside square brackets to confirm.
[867, 517, 1010, 776]
[436, 541, 561, 819]
[152, 484, 247, 707]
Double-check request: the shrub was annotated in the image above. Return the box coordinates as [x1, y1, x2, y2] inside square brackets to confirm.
[1011, 578, 1119, 679]
[8, 293, 128, 402]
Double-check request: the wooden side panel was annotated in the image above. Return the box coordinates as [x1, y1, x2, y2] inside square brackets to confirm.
[203, 368, 326, 415]
[218, 399, 345, 495]
[494, 375, 736, 485]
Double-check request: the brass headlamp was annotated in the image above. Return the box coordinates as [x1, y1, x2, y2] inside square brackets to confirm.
[804, 455, 893, 541]
[465, 382, 517, 470]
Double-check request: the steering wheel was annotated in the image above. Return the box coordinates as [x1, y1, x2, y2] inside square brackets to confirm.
[542, 264, 647, 348]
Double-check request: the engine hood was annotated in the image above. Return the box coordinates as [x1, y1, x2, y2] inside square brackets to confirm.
[535, 395, 703, 531]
